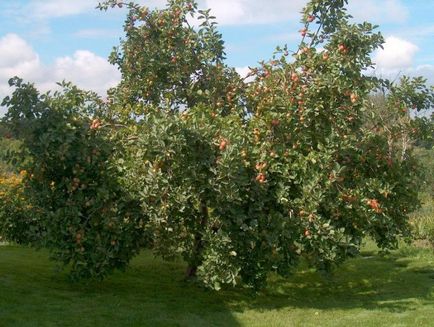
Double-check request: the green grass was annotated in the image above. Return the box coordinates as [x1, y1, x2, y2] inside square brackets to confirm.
[1, 242, 434, 327]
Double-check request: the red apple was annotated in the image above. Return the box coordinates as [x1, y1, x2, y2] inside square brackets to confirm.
[256, 173, 266, 183]
[219, 139, 228, 151]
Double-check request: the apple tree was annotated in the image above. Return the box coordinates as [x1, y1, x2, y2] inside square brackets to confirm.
[2, 0, 433, 289]
[97, 0, 429, 288]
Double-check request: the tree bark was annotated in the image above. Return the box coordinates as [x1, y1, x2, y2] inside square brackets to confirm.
[185, 198, 208, 279]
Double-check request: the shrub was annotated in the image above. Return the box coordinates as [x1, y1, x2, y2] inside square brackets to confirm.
[0, 172, 43, 244]
[2, 80, 147, 280]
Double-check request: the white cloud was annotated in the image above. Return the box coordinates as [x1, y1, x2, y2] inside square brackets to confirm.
[22, 0, 168, 20]
[0, 1, 99, 38]
[51, 51, 120, 93]
[0, 34, 39, 68]
[235, 66, 257, 83]
[0, 34, 120, 114]
[374, 36, 419, 71]
[0, 34, 43, 102]
[235, 66, 250, 78]
[137, 0, 170, 9]
[369, 37, 433, 88]
[197, 0, 409, 26]
[27, 0, 96, 19]
[202, 0, 306, 25]
[204, 0, 246, 25]
[2, 0, 411, 28]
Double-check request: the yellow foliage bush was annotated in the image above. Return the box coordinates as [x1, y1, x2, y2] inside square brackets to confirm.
[0, 172, 41, 244]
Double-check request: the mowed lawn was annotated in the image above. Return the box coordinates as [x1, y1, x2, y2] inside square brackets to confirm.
[0, 242, 433, 327]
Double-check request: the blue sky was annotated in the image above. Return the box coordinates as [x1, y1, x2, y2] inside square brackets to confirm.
[0, 0, 433, 105]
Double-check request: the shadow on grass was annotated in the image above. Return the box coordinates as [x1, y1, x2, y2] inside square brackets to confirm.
[0, 246, 241, 327]
[221, 246, 434, 314]
[1, 244, 434, 326]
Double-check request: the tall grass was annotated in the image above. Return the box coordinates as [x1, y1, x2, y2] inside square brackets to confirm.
[410, 194, 434, 246]
[410, 147, 434, 246]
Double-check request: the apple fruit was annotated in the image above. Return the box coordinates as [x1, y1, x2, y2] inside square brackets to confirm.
[219, 139, 228, 151]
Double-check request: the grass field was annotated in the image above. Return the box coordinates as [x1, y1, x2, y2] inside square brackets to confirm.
[0, 241, 433, 327]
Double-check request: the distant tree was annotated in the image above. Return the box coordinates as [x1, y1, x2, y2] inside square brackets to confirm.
[414, 113, 434, 149]
[0, 121, 21, 174]
[365, 77, 434, 158]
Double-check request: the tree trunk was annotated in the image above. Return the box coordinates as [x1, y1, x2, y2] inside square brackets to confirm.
[185, 198, 209, 279]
